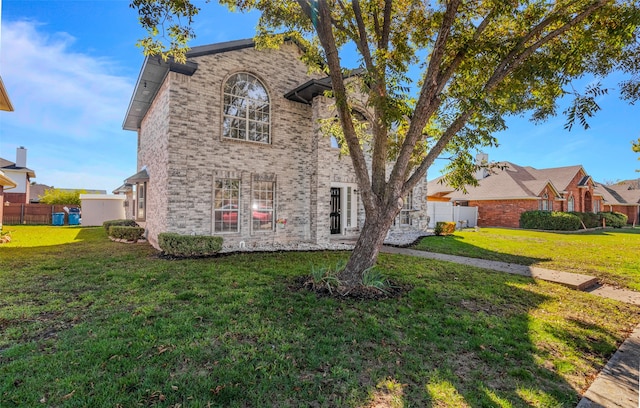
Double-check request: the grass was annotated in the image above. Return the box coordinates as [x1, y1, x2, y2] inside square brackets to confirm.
[413, 227, 640, 291]
[1, 226, 639, 407]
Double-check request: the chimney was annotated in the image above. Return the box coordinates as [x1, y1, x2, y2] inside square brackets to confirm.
[475, 152, 489, 180]
[16, 147, 27, 168]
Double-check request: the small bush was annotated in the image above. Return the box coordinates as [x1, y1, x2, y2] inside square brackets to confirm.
[599, 211, 628, 228]
[103, 219, 138, 232]
[309, 260, 344, 294]
[519, 211, 581, 231]
[434, 222, 456, 236]
[362, 267, 390, 293]
[569, 212, 600, 228]
[109, 226, 145, 242]
[158, 233, 223, 257]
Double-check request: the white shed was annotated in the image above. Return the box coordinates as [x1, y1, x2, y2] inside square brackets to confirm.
[80, 194, 126, 226]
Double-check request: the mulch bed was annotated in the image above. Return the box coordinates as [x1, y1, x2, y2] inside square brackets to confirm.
[290, 276, 412, 300]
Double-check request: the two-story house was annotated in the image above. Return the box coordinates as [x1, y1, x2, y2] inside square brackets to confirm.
[122, 39, 428, 250]
[0, 146, 36, 204]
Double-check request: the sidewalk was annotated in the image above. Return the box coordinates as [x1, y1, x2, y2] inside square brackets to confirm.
[381, 246, 640, 407]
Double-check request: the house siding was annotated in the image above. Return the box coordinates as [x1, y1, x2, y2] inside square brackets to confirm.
[137, 73, 172, 247]
[607, 205, 639, 225]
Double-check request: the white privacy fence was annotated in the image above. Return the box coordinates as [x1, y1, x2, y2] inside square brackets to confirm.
[426, 202, 478, 229]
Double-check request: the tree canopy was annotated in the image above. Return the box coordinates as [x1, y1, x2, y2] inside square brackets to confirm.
[39, 188, 84, 206]
[132, 0, 640, 287]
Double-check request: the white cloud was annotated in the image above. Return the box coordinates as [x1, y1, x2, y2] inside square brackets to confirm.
[0, 20, 138, 192]
[1, 20, 134, 140]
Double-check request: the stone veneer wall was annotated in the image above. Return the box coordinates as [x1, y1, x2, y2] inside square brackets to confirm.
[149, 43, 326, 249]
[138, 72, 172, 248]
[138, 42, 429, 249]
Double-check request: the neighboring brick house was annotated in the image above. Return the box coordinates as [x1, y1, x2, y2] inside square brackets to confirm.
[427, 156, 607, 228]
[122, 39, 428, 250]
[595, 179, 640, 225]
[0, 147, 36, 204]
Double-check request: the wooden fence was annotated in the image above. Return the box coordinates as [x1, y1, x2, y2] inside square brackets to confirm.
[2, 203, 80, 225]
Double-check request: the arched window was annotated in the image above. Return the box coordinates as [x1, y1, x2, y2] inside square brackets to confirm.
[223, 73, 270, 144]
[541, 193, 549, 211]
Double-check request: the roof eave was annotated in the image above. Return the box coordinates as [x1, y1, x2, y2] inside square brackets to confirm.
[0, 171, 17, 189]
[122, 56, 198, 132]
[0, 75, 14, 112]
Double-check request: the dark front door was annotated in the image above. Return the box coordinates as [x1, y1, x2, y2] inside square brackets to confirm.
[330, 188, 341, 234]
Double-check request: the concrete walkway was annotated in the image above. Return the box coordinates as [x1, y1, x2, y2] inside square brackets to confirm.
[381, 246, 640, 407]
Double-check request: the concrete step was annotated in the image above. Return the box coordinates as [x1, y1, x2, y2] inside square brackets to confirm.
[528, 267, 600, 291]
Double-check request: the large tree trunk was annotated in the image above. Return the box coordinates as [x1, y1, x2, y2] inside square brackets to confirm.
[338, 210, 397, 289]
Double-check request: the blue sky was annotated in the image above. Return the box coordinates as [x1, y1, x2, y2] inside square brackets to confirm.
[1, 0, 638, 192]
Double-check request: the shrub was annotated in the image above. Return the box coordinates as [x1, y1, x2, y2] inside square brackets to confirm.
[309, 260, 344, 294]
[362, 267, 390, 293]
[103, 219, 138, 232]
[569, 212, 600, 228]
[109, 226, 145, 242]
[519, 211, 581, 231]
[434, 221, 456, 236]
[599, 211, 628, 228]
[158, 233, 223, 257]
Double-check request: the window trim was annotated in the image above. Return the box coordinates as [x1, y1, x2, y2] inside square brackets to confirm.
[399, 191, 413, 226]
[567, 195, 575, 212]
[222, 72, 271, 144]
[213, 178, 241, 234]
[251, 179, 275, 233]
[136, 182, 147, 222]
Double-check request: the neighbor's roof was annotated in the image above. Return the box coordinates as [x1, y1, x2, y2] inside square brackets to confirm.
[112, 183, 133, 194]
[0, 170, 17, 189]
[595, 181, 640, 206]
[428, 162, 586, 201]
[0, 157, 36, 178]
[125, 168, 150, 184]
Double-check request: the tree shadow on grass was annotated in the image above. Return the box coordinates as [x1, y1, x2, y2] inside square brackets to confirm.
[412, 234, 551, 266]
[1, 248, 634, 407]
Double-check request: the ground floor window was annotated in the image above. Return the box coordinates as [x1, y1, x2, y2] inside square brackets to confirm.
[567, 195, 575, 212]
[540, 193, 551, 211]
[399, 191, 413, 225]
[593, 199, 600, 213]
[136, 182, 146, 221]
[213, 179, 240, 233]
[252, 181, 274, 231]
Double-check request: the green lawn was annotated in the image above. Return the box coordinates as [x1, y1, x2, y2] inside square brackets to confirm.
[413, 227, 640, 291]
[1, 226, 639, 407]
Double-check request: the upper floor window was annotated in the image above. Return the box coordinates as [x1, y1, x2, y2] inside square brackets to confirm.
[223, 73, 270, 144]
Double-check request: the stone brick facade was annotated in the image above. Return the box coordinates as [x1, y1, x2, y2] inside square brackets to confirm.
[128, 41, 428, 249]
